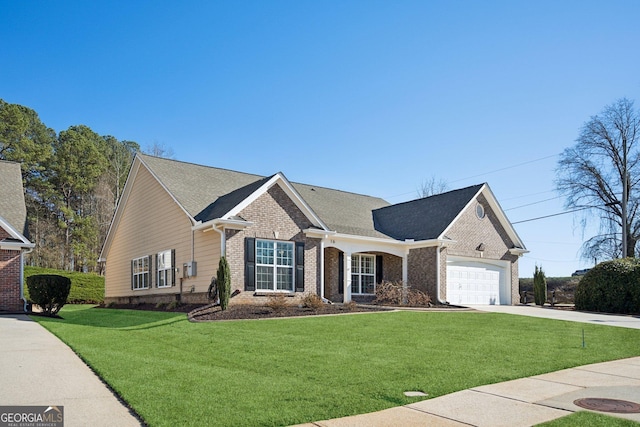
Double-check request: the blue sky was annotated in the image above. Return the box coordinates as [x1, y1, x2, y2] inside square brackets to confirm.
[2, 0, 639, 277]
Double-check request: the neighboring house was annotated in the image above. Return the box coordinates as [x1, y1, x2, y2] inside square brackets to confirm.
[100, 154, 527, 307]
[0, 161, 35, 313]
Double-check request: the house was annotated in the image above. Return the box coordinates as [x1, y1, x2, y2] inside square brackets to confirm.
[0, 161, 35, 313]
[100, 154, 527, 306]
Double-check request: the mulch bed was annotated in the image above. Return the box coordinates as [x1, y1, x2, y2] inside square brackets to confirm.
[99, 303, 204, 313]
[188, 303, 391, 321]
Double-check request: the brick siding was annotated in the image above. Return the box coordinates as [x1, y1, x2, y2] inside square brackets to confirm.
[226, 184, 321, 305]
[0, 248, 23, 312]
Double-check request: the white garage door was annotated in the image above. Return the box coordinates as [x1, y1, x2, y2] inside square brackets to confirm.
[446, 262, 503, 305]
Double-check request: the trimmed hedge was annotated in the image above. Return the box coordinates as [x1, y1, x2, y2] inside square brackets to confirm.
[24, 266, 104, 304]
[27, 274, 71, 316]
[574, 258, 640, 314]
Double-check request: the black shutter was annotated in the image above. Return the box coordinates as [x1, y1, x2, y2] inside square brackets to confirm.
[131, 260, 134, 290]
[154, 254, 158, 288]
[376, 255, 383, 284]
[245, 237, 256, 291]
[148, 255, 153, 288]
[171, 249, 176, 286]
[295, 242, 305, 292]
[338, 252, 344, 294]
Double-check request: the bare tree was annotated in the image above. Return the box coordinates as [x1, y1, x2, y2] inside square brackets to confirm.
[556, 98, 640, 260]
[144, 141, 175, 159]
[418, 176, 449, 198]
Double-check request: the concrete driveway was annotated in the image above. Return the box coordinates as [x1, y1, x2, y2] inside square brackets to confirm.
[467, 304, 640, 329]
[0, 314, 141, 427]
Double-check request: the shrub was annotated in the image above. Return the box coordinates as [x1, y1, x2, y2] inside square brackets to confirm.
[26, 274, 71, 316]
[406, 289, 431, 306]
[374, 281, 404, 305]
[217, 256, 231, 311]
[575, 258, 640, 314]
[24, 266, 104, 304]
[302, 293, 324, 311]
[266, 294, 289, 312]
[374, 281, 431, 306]
[343, 300, 358, 311]
[533, 265, 547, 306]
[167, 300, 181, 310]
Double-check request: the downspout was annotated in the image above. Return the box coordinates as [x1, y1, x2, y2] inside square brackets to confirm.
[20, 247, 34, 312]
[213, 225, 226, 257]
[319, 238, 325, 299]
[436, 243, 448, 305]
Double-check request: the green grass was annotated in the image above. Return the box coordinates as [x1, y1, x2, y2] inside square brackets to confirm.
[33, 306, 640, 427]
[25, 266, 104, 303]
[537, 411, 640, 426]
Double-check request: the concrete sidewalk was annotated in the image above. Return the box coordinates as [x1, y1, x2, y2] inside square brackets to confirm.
[297, 357, 640, 426]
[0, 314, 141, 427]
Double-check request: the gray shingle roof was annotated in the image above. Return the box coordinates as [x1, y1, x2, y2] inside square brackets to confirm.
[372, 184, 484, 241]
[0, 160, 28, 237]
[139, 154, 391, 238]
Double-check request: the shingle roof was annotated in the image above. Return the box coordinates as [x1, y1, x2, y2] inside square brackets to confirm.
[139, 154, 392, 238]
[0, 160, 28, 237]
[372, 184, 484, 241]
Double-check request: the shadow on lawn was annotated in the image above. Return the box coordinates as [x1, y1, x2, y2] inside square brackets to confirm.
[32, 305, 189, 330]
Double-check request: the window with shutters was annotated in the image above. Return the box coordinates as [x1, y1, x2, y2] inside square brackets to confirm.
[351, 254, 376, 294]
[132, 256, 150, 290]
[157, 249, 173, 288]
[256, 239, 294, 291]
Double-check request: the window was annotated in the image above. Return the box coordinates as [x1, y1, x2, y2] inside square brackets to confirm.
[476, 203, 485, 219]
[132, 256, 150, 290]
[157, 250, 173, 288]
[256, 239, 294, 291]
[351, 254, 376, 294]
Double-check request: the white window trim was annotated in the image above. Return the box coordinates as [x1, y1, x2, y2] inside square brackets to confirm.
[132, 256, 150, 290]
[255, 239, 295, 292]
[351, 254, 376, 295]
[157, 249, 172, 288]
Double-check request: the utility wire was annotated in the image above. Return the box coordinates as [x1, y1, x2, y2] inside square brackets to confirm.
[384, 153, 560, 200]
[504, 196, 563, 211]
[449, 154, 559, 184]
[512, 207, 591, 224]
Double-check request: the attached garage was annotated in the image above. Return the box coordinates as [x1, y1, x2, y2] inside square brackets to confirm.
[446, 257, 511, 305]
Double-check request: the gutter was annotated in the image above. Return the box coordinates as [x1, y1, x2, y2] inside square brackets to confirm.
[436, 242, 448, 305]
[20, 246, 34, 312]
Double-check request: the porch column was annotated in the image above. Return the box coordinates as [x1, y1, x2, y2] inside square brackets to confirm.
[344, 251, 352, 303]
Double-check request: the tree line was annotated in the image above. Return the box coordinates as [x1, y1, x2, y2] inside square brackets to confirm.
[0, 99, 139, 272]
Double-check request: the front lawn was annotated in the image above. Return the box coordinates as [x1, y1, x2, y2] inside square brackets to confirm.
[33, 306, 640, 426]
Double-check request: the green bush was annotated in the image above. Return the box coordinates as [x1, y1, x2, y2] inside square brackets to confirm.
[216, 256, 231, 311]
[24, 266, 104, 304]
[27, 274, 71, 316]
[575, 258, 640, 314]
[533, 265, 547, 306]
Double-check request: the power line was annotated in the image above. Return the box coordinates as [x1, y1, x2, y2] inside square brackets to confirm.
[504, 196, 563, 211]
[449, 154, 560, 184]
[512, 207, 591, 224]
[384, 153, 560, 200]
[501, 189, 556, 202]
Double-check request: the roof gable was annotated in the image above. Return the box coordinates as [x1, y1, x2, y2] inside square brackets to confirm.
[373, 184, 484, 241]
[372, 183, 526, 249]
[0, 160, 28, 238]
[134, 154, 390, 236]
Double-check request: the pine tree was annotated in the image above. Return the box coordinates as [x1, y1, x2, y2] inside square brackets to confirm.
[533, 265, 547, 306]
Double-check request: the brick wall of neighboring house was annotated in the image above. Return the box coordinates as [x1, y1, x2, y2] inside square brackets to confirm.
[225, 184, 321, 305]
[0, 248, 22, 312]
